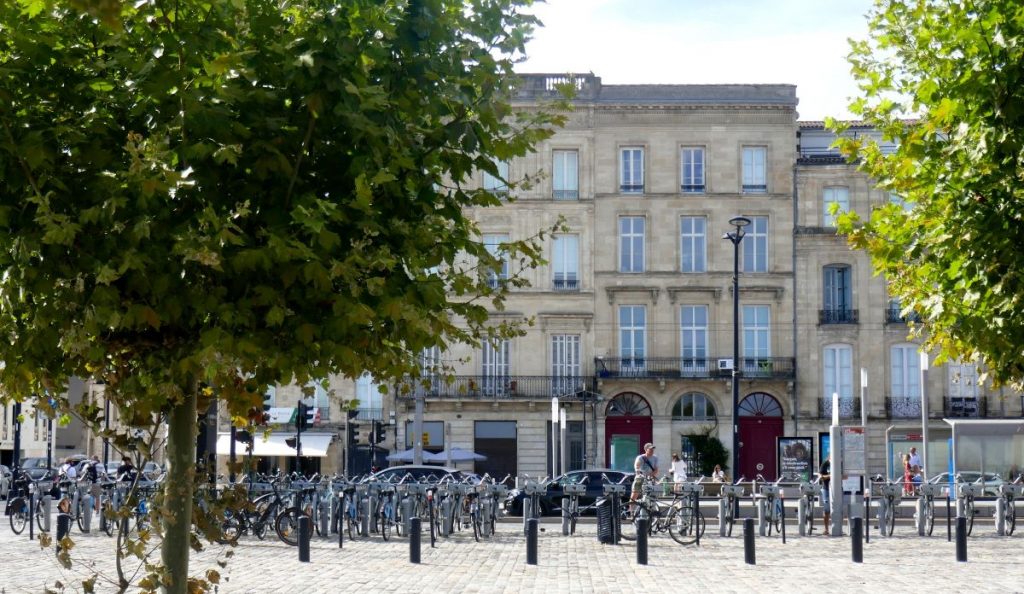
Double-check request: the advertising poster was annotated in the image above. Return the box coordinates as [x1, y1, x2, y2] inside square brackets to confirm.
[777, 437, 814, 481]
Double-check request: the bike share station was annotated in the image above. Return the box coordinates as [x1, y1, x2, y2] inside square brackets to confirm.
[943, 419, 1024, 537]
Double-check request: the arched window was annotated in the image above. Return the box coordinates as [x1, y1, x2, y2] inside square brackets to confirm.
[738, 392, 783, 417]
[605, 392, 652, 417]
[672, 393, 716, 420]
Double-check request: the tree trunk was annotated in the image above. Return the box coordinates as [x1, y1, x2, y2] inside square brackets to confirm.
[161, 389, 197, 594]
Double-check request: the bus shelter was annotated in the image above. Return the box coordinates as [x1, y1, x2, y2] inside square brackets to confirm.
[943, 419, 1024, 491]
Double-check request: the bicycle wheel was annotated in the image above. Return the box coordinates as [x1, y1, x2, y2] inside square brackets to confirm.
[102, 501, 115, 537]
[346, 502, 357, 540]
[76, 500, 87, 532]
[37, 499, 49, 532]
[617, 505, 638, 541]
[669, 508, 698, 545]
[772, 501, 782, 535]
[966, 499, 975, 536]
[725, 497, 735, 537]
[925, 498, 934, 536]
[219, 515, 241, 545]
[886, 501, 896, 535]
[9, 498, 27, 535]
[802, 499, 813, 535]
[471, 510, 481, 542]
[1006, 500, 1015, 536]
[274, 507, 305, 546]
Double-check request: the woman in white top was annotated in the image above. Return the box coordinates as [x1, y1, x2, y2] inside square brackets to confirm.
[670, 453, 688, 483]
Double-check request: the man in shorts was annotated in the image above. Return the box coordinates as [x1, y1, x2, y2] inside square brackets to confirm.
[631, 443, 659, 509]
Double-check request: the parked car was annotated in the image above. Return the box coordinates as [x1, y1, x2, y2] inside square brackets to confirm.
[928, 471, 1003, 496]
[365, 465, 471, 484]
[0, 464, 11, 499]
[18, 457, 56, 481]
[503, 469, 635, 516]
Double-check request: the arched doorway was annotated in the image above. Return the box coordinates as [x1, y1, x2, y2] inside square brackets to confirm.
[604, 392, 652, 471]
[738, 392, 784, 481]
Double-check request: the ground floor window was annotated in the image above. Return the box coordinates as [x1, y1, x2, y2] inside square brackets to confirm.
[474, 421, 517, 478]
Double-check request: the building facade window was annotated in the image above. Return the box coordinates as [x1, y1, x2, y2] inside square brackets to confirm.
[680, 147, 705, 193]
[742, 216, 768, 272]
[672, 393, 717, 420]
[551, 334, 582, 395]
[619, 216, 645, 272]
[742, 305, 770, 371]
[552, 234, 579, 290]
[482, 160, 509, 195]
[680, 305, 708, 373]
[619, 305, 646, 370]
[742, 146, 767, 192]
[481, 339, 510, 396]
[822, 264, 854, 323]
[680, 216, 706, 273]
[620, 147, 644, 193]
[483, 233, 509, 288]
[552, 150, 579, 200]
[947, 362, 979, 399]
[823, 344, 853, 400]
[891, 344, 921, 398]
[823, 187, 850, 226]
[889, 192, 912, 211]
[355, 373, 382, 420]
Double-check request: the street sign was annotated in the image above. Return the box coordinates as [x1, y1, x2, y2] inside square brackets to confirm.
[421, 432, 429, 445]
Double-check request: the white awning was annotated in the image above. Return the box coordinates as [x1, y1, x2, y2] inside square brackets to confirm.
[216, 432, 335, 458]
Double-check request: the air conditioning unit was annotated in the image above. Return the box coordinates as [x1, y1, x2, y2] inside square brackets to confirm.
[717, 358, 734, 370]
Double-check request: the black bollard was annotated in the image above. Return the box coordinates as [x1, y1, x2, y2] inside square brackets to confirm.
[56, 514, 71, 552]
[743, 517, 756, 565]
[298, 516, 311, 563]
[611, 497, 620, 545]
[29, 492, 35, 541]
[955, 516, 967, 562]
[410, 517, 421, 564]
[864, 493, 870, 543]
[947, 496, 952, 542]
[780, 495, 786, 544]
[851, 517, 863, 563]
[636, 518, 648, 565]
[526, 518, 539, 565]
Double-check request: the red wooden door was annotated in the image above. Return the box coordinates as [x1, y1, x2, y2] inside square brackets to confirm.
[604, 416, 652, 469]
[739, 416, 783, 481]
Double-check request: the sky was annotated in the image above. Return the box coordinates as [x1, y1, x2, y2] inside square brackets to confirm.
[518, 0, 877, 121]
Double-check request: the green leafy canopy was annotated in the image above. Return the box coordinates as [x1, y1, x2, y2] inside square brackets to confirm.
[831, 0, 1024, 390]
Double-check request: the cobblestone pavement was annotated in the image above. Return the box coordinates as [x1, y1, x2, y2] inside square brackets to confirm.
[1, 516, 1023, 593]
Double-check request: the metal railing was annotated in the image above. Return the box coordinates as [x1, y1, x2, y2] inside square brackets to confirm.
[594, 356, 795, 380]
[352, 407, 384, 421]
[819, 397, 861, 419]
[885, 308, 922, 324]
[885, 397, 921, 418]
[680, 184, 705, 193]
[819, 308, 859, 324]
[943, 397, 987, 418]
[552, 189, 579, 200]
[397, 375, 595, 400]
[619, 184, 644, 193]
[742, 184, 767, 193]
[552, 278, 579, 291]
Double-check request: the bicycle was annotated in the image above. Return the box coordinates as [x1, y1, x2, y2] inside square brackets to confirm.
[797, 476, 820, 535]
[721, 476, 746, 537]
[6, 472, 48, 535]
[561, 475, 589, 535]
[918, 482, 942, 536]
[956, 476, 983, 537]
[873, 475, 902, 536]
[1000, 476, 1022, 536]
[619, 480, 705, 545]
[757, 474, 785, 536]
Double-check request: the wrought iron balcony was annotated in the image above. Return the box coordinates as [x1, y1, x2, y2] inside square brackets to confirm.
[553, 278, 580, 291]
[619, 184, 644, 193]
[819, 308, 859, 325]
[742, 184, 767, 193]
[594, 357, 794, 380]
[680, 184, 705, 193]
[397, 375, 595, 400]
[818, 397, 861, 419]
[885, 308, 921, 324]
[885, 397, 921, 418]
[351, 407, 383, 421]
[944, 397, 987, 418]
[553, 189, 579, 200]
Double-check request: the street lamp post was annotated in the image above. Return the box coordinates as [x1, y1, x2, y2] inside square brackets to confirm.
[723, 216, 751, 485]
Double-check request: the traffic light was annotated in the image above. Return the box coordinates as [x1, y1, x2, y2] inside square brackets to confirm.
[351, 423, 366, 444]
[373, 422, 387, 445]
[296, 402, 308, 431]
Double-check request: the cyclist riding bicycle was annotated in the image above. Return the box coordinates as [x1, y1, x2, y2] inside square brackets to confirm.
[81, 455, 103, 513]
[630, 443, 659, 510]
[116, 457, 138, 484]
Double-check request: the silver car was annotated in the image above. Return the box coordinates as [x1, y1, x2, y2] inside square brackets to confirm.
[0, 464, 11, 500]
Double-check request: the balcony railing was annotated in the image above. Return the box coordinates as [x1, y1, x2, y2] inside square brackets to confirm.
[351, 407, 383, 421]
[620, 184, 644, 193]
[397, 375, 595, 400]
[595, 357, 795, 380]
[885, 308, 922, 324]
[819, 397, 861, 419]
[944, 397, 987, 418]
[680, 184, 705, 193]
[553, 278, 580, 291]
[885, 397, 921, 418]
[742, 184, 767, 193]
[819, 309, 859, 325]
[553, 189, 579, 200]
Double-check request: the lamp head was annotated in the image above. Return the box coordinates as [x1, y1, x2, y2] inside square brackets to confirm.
[729, 216, 752, 228]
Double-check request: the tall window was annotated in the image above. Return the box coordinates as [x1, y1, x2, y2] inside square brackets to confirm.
[823, 344, 853, 400]
[619, 305, 646, 370]
[482, 160, 509, 195]
[891, 344, 921, 398]
[420, 346, 442, 395]
[620, 147, 644, 193]
[551, 334, 582, 395]
[742, 305, 770, 371]
[680, 147, 705, 193]
[481, 339, 510, 396]
[619, 216, 645, 272]
[483, 233, 509, 288]
[947, 362, 979, 399]
[823, 187, 850, 226]
[552, 234, 579, 290]
[889, 192, 912, 212]
[680, 305, 708, 373]
[552, 150, 579, 200]
[742, 146, 767, 192]
[823, 264, 853, 319]
[742, 216, 768, 272]
[303, 380, 329, 422]
[355, 373, 382, 420]
[680, 216, 706, 273]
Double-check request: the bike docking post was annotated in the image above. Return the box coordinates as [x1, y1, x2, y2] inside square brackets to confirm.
[82, 493, 93, 533]
[41, 494, 52, 533]
[603, 482, 626, 545]
[319, 493, 330, 538]
[29, 490, 35, 541]
[526, 517, 539, 565]
[561, 497, 570, 536]
[955, 516, 967, 562]
[876, 492, 888, 537]
[864, 491, 870, 543]
[756, 494, 767, 537]
[298, 515, 311, 563]
[780, 492, 786, 544]
[338, 493, 344, 549]
[636, 518, 649, 565]
[946, 495, 952, 542]
[409, 517, 422, 564]
[851, 517, 863, 563]
[401, 488, 415, 537]
[721, 484, 744, 537]
[996, 492, 1006, 536]
[743, 517, 755, 565]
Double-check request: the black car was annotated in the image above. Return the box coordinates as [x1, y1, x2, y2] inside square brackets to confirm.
[18, 457, 56, 481]
[503, 469, 634, 516]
